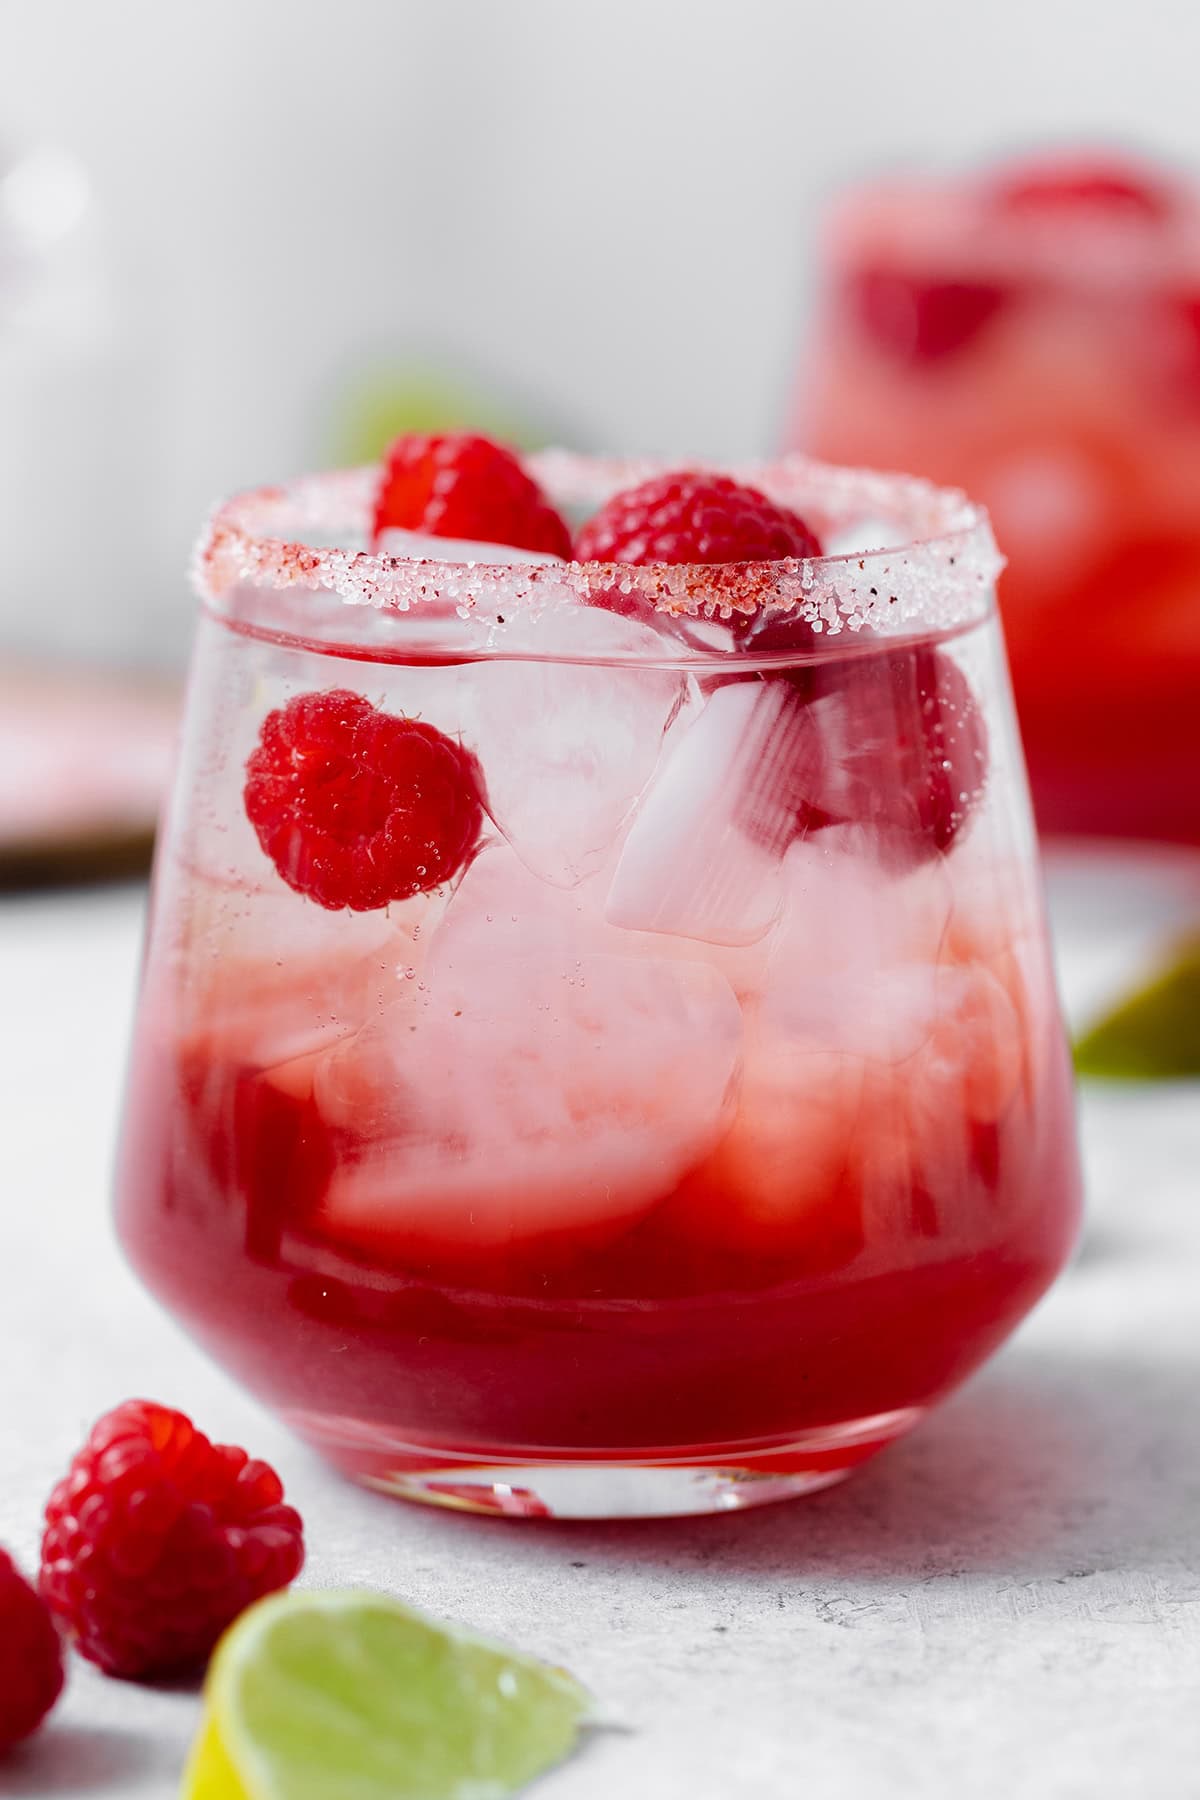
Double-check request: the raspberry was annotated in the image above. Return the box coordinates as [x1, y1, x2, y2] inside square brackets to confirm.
[848, 267, 1009, 365]
[804, 647, 988, 860]
[371, 432, 571, 557]
[574, 471, 822, 567]
[990, 155, 1173, 220]
[39, 1400, 305, 1680]
[0, 1550, 64, 1748]
[244, 689, 484, 912]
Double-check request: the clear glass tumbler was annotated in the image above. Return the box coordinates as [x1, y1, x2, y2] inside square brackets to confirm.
[115, 452, 1082, 1519]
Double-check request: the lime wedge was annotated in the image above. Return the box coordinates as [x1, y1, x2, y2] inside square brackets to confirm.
[331, 365, 546, 467]
[180, 1589, 591, 1800]
[1074, 938, 1200, 1079]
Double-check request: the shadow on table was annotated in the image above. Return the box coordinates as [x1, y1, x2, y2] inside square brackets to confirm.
[0, 1724, 170, 1795]
[425, 1347, 1200, 1583]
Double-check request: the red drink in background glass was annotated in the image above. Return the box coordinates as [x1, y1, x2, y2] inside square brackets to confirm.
[116, 453, 1081, 1518]
[793, 154, 1200, 842]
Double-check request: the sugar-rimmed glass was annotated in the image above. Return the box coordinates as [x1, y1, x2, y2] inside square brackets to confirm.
[115, 452, 1082, 1519]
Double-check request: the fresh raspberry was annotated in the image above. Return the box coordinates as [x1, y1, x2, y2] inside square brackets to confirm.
[244, 689, 484, 912]
[847, 267, 1009, 365]
[0, 1550, 64, 1748]
[39, 1400, 305, 1680]
[990, 155, 1174, 220]
[371, 432, 571, 557]
[804, 647, 989, 860]
[574, 471, 822, 567]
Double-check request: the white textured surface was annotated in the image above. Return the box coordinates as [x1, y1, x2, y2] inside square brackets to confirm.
[0, 848, 1198, 1797]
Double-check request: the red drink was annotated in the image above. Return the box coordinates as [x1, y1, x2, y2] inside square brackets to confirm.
[794, 154, 1200, 842]
[116, 453, 1081, 1517]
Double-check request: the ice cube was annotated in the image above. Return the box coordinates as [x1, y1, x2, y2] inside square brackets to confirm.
[654, 1031, 871, 1261]
[692, 944, 1022, 1256]
[771, 965, 942, 1066]
[854, 958, 1024, 1246]
[458, 605, 692, 888]
[428, 841, 613, 982]
[177, 900, 428, 1072]
[606, 679, 824, 946]
[432, 836, 775, 1013]
[777, 837, 952, 961]
[376, 527, 565, 565]
[311, 945, 742, 1262]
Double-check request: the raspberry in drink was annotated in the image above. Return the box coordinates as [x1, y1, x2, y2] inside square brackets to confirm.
[116, 440, 1082, 1517]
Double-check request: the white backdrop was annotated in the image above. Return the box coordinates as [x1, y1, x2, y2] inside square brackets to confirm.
[3, 0, 1199, 657]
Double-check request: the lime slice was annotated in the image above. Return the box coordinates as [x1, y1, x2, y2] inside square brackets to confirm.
[331, 364, 547, 467]
[1074, 938, 1200, 1079]
[181, 1589, 590, 1800]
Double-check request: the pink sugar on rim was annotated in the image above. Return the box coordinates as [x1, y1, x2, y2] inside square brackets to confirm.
[193, 452, 1002, 655]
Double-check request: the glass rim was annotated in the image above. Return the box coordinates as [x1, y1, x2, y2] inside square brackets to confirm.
[822, 169, 1200, 289]
[193, 451, 1003, 659]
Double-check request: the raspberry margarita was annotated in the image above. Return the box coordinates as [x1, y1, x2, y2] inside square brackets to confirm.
[795, 153, 1200, 842]
[117, 442, 1081, 1517]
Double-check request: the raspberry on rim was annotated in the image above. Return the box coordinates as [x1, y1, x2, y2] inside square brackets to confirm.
[371, 431, 572, 558]
[572, 469, 825, 648]
[39, 1399, 305, 1681]
[571, 466, 988, 858]
[574, 470, 823, 567]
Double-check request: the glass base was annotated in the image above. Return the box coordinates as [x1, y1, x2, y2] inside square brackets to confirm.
[287, 1407, 922, 1519]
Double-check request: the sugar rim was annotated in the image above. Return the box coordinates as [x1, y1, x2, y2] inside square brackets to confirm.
[193, 450, 1002, 645]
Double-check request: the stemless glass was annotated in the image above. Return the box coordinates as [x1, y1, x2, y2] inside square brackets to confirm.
[790, 156, 1200, 843]
[115, 453, 1082, 1520]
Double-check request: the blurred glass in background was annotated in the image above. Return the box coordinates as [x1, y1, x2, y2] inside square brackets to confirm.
[791, 150, 1200, 846]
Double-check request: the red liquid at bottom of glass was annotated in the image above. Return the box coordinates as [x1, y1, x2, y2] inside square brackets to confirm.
[117, 1026, 1080, 1518]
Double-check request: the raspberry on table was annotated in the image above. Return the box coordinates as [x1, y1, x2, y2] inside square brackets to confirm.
[0, 1549, 64, 1749]
[371, 431, 572, 557]
[574, 471, 822, 567]
[244, 689, 485, 912]
[847, 267, 1010, 365]
[39, 1400, 305, 1681]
